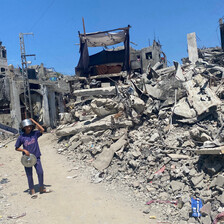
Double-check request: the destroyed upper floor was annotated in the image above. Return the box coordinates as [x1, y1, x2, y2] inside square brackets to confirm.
[75, 26, 167, 80]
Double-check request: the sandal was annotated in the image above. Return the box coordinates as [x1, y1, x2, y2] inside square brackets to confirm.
[40, 188, 53, 194]
[31, 194, 38, 199]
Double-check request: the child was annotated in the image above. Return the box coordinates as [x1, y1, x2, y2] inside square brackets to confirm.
[15, 118, 51, 198]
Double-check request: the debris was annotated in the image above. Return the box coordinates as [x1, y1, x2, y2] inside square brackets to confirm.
[2, 27, 223, 223]
[7, 212, 26, 219]
[93, 134, 127, 171]
[146, 200, 178, 206]
[213, 211, 224, 224]
[66, 175, 78, 179]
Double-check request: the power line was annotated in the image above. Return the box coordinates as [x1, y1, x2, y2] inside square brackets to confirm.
[29, 0, 56, 31]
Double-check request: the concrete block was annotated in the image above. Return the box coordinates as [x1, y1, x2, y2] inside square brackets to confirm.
[187, 32, 198, 64]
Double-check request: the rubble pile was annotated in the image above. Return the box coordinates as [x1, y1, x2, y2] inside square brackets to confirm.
[55, 47, 224, 223]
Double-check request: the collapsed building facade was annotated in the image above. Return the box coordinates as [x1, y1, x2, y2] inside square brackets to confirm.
[0, 45, 70, 132]
[53, 25, 224, 223]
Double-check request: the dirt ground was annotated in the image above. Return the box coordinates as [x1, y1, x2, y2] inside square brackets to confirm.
[0, 133, 154, 224]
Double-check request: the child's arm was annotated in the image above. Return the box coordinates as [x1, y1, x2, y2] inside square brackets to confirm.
[15, 147, 30, 156]
[29, 118, 44, 133]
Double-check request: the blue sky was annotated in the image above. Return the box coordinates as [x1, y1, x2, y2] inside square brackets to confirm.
[1, 0, 224, 75]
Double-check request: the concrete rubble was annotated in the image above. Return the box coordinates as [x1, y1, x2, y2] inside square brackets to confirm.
[1, 25, 224, 223]
[54, 44, 224, 223]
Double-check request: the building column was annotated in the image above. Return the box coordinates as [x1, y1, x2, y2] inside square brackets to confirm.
[219, 18, 224, 51]
[10, 79, 21, 130]
[56, 94, 65, 113]
[187, 32, 198, 64]
[41, 84, 50, 127]
[48, 90, 57, 128]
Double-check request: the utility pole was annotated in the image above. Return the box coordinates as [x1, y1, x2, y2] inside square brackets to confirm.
[19, 33, 36, 118]
[219, 18, 224, 51]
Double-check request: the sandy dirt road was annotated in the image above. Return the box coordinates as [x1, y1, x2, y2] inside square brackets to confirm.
[0, 133, 152, 224]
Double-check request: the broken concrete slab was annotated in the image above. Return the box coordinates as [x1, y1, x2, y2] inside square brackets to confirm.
[90, 98, 120, 117]
[93, 134, 127, 171]
[73, 85, 129, 97]
[130, 95, 145, 114]
[73, 86, 117, 97]
[170, 180, 185, 192]
[145, 84, 162, 99]
[68, 141, 82, 151]
[56, 115, 133, 137]
[167, 154, 190, 160]
[210, 175, 224, 188]
[174, 61, 185, 81]
[183, 74, 222, 116]
[174, 97, 197, 118]
[191, 174, 204, 186]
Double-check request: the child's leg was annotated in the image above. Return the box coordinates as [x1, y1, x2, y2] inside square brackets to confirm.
[25, 167, 34, 194]
[34, 158, 44, 189]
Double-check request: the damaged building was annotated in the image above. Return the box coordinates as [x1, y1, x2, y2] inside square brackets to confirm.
[0, 41, 8, 74]
[0, 42, 70, 133]
[54, 25, 224, 223]
[1, 20, 224, 223]
[8, 63, 70, 130]
[75, 26, 167, 88]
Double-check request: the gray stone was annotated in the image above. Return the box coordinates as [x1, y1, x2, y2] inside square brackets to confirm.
[59, 112, 72, 124]
[80, 135, 92, 144]
[128, 160, 139, 169]
[90, 98, 119, 117]
[188, 217, 197, 223]
[149, 133, 160, 143]
[130, 95, 145, 114]
[69, 134, 80, 143]
[218, 192, 224, 205]
[210, 175, 224, 188]
[132, 181, 140, 188]
[170, 180, 185, 192]
[180, 205, 190, 220]
[179, 221, 188, 224]
[200, 133, 212, 142]
[131, 150, 141, 158]
[200, 216, 211, 224]
[191, 174, 204, 187]
[158, 110, 167, 119]
[182, 165, 190, 174]
[201, 190, 212, 198]
[200, 202, 211, 216]
[189, 127, 210, 142]
[158, 192, 169, 200]
[68, 141, 82, 151]
[142, 207, 150, 214]
[174, 61, 185, 81]
[174, 97, 196, 118]
[189, 168, 197, 177]
[145, 84, 163, 100]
